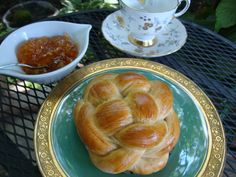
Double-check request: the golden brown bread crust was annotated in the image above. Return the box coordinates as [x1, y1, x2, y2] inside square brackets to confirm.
[116, 122, 167, 149]
[115, 72, 151, 96]
[143, 111, 180, 158]
[74, 101, 116, 155]
[130, 153, 169, 174]
[73, 72, 180, 175]
[89, 148, 144, 174]
[150, 81, 174, 120]
[126, 91, 158, 123]
[95, 99, 132, 135]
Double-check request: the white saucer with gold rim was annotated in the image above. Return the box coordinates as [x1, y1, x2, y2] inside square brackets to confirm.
[101, 10, 187, 58]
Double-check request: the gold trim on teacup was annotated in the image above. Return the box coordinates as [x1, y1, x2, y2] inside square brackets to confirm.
[128, 34, 157, 47]
[138, 0, 145, 4]
[34, 58, 226, 177]
[120, 0, 180, 13]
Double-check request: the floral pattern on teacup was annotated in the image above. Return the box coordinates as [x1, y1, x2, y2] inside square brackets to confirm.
[102, 11, 187, 57]
[139, 16, 153, 30]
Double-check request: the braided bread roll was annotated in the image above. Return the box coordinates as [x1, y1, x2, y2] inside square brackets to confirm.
[74, 72, 180, 175]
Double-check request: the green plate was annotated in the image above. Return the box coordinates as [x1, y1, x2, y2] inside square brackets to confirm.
[34, 58, 226, 177]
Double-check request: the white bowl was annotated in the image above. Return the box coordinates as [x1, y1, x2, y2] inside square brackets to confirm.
[0, 21, 92, 84]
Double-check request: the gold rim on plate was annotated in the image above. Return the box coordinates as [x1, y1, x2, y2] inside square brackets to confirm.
[34, 58, 226, 177]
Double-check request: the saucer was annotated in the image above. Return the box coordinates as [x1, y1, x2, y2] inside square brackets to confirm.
[102, 10, 187, 57]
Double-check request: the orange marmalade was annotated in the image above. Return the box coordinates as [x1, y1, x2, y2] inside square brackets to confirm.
[17, 34, 79, 74]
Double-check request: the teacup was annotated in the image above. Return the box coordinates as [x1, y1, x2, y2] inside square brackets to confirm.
[117, 0, 191, 47]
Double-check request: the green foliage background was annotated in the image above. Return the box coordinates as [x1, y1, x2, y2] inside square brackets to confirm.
[59, 0, 236, 42]
[0, 0, 236, 42]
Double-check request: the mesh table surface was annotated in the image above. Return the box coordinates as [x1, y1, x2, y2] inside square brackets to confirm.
[0, 10, 235, 177]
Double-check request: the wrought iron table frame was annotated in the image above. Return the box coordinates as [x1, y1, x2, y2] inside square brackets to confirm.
[0, 9, 235, 177]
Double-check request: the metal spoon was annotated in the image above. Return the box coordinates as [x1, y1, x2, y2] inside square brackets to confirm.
[0, 63, 47, 69]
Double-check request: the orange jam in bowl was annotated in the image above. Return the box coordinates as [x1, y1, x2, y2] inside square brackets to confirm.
[17, 34, 79, 74]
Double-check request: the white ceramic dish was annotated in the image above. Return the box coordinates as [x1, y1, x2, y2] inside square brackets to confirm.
[0, 21, 92, 84]
[102, 10, 187, 57]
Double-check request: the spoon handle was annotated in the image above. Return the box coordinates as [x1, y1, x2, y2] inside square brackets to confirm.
[0, 63, 19, 69]
[0, 63, 38, 69]
[0, 63, 25, 69]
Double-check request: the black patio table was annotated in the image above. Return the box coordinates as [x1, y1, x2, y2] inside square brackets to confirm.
[0, 9, 235, 177]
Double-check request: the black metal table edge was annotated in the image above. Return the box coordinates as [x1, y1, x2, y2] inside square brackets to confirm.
[1, 9, 235, 49]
